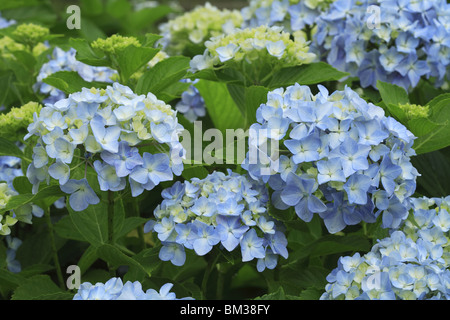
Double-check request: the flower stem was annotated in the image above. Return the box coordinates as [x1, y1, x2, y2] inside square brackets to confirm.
[201, 249, 220, 299]
[44, 206, 65, 290]
[132, 197, 146, 250]
[107, 190, 116, 277]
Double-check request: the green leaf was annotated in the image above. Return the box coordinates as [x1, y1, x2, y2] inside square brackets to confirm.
[69, 201, 108, 247]
[254, 286, 286, 300]
[11, 176, 32, 194]
[298, 287, 323, 300]
[412, 149, 450, 197]
[376, 80, 409, 107]
[54, 215, 86, 242]
[43, 71, 108, 94]
[268, 62, 349, 88]
[11, 275, 73, 300]
[279, 265, 329, 293]
[0, 269, 24, 287]
[77, 245, 99, 275]
[115, 45, 159, 82]
[195, 79, 245, 133]
[97, 244, 151, 276]
[412, 96, 450, 154]
[0, 136, 25, 159]
[181, 164, 209, 181]
[135, 56, 190, 97]
[227, 84, 269, 127]
[69, 38, 110, 67]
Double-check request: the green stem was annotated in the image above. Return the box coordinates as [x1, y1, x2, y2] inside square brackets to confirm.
[132, 197, 146, 250]
[201, 250, 220, 300]
[44, 206, 65, 290]
[107, 190, 116, 277]
[216, 269, 224, 300]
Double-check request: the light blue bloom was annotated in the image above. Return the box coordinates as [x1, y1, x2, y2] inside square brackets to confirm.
[93, 160, 126, 192]
[159, 242, 186, 266]
[100, 141, 143, 178]
[90, 116, 121, 154]
[129, 153, 173, 189]
[73, 277, 193, 300]
[312, 0, 450, 90]
[281, 173, 326, 222]
[321, 195, 450, 300]
[60, 179, 100, 212]
[191, 220, 221, 256]
[216, 215, 249, 252]
[145, 170, 287, 270]
[48, 159, 70, 185]
[241, 229, 266, 262]
[216, 43, 239, 62]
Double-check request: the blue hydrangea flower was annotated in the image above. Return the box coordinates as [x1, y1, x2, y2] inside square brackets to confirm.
[175, 79, 206, 122]
[312, 0, 450, 90]
[144, 170, 288, 271]
[25, 83, 186, 211]
[241, 0, 333, 33]
[73, 277, 194, 300]
[5, 236, 22, 273]
[34, 47, 117, 104]
[0, 12, 16, 29]
[321, 196, 450, 300]
[242, 83, 419, 233]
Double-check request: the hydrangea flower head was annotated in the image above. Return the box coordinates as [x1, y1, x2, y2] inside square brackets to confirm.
[12, 23, 49, 46]
[73, 278, 193, 300]
[35, 47, 117, 104]
[190, 25, 315, 74]
[175, 79, 206, 122]
[312, 0, 450, 90]
[242, 83, 418, 233]
[158, 2, 243, 56]
[145, 170, 288, 271]
[241, 0, 334, 33]
[25, 83, 185, 211]
[91, 34, 141, 54]
[321, 196, 450, 300]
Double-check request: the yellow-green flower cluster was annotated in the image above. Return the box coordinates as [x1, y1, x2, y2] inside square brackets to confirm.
[398, 103, 430, 120]
[91, 34, 141, 55]
[11, 23, 49, 48]
[190, 25, 315, 74]
[0, 102, 42, 140]
[0, 183, 18, 236]
[159, 2, 243, 56]
[0, 35, 47, 60]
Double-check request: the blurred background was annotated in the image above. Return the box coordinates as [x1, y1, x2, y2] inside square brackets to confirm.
[0, 0, 249, 42]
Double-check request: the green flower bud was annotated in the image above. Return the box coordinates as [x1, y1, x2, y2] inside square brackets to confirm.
[0, 101, 42, 140]
[91, 34, 141, 55]
[12, 23, 50, 47]
[398, 103, 430, 120]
